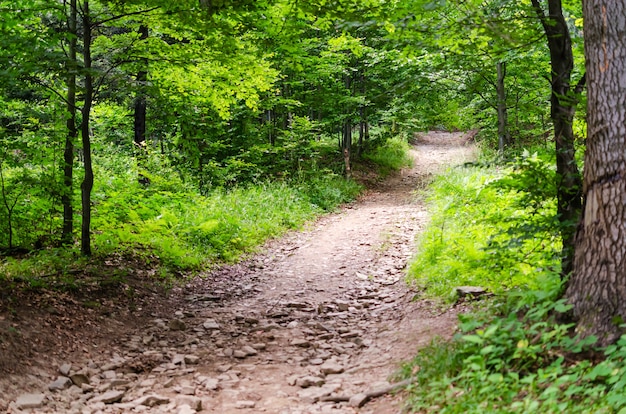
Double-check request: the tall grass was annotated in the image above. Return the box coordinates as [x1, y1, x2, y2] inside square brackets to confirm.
[407, 153, 561, 299]
[400, 149, 626, 413]
[363, 135, 414, 174]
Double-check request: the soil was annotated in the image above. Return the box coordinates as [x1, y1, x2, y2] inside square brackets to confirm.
[0, 131, 476, 414]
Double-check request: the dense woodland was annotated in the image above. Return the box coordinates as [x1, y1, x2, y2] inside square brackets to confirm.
[3, 0, 626, 411]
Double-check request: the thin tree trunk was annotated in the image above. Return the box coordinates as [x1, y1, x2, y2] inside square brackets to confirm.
[134, 24, 149, 185]
[80, 0, 94, 256]
[531, 0, 583, 278]
[566, 0, 626, 346]
[496, 61, 510, 153]
[343, 73, 352, 178]
[343, 119, 352, 178]
[62, 0, 78, 245]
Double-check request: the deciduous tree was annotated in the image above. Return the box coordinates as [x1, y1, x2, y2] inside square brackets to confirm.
[566, 0, 626, 345]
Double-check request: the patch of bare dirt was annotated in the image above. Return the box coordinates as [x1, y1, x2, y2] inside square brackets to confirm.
[0, 131, 475, 414]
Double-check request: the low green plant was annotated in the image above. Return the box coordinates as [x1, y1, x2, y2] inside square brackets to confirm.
[402, 147, 626, 413]
[363, 135, 414, 174]
[401, 286, 626, 413]
[407, 151, 561, 298]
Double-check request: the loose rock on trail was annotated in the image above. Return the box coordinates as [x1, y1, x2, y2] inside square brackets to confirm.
[1, 131, 475, 413]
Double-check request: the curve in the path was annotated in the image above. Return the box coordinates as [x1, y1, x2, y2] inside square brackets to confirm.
[6, 131, 475, 414]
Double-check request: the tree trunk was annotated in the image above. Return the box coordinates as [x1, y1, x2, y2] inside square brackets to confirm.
[342, 73, 352, 178]
[565, 0, 626, 346]
[134, 24, 150, 185]
[496, 61, 510, 153]
[343, 119, 352, 178]
[80, 0, 94, 256]
[61, 0, 78, 245]
[531, 0, 583, 278]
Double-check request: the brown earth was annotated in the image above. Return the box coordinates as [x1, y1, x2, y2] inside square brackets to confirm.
[0, 131, 476, 414]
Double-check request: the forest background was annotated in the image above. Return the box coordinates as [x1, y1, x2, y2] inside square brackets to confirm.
[5, 0, 626, 412]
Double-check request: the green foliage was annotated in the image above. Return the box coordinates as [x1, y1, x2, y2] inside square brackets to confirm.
[88, 142, 362, 268]
[402, 286, 626, 413]
[363, 135, 413, 174]
[407, 150, 561, 298]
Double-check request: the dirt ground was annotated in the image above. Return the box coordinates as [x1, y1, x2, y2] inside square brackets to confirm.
[0, 131, 476, 414]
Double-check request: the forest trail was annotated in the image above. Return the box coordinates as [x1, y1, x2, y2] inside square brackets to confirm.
[2, 131, 475, 414]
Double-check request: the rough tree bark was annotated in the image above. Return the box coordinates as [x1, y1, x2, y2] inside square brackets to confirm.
[566, 0, 626, 346]
[61, 0, 78, 245]
[80, 0, 94, 256]
[531, 0, 584, 278]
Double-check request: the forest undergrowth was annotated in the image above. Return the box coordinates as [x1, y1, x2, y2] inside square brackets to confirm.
[0, 130, 412, 293]
[403, 147, 626, 413]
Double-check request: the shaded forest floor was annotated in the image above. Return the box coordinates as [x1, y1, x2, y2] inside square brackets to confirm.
[0, 131, 476, 414]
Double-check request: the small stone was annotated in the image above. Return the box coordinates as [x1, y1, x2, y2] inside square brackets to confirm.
[164, 378, 177, 388]
[217, 364, 232, 373]
[297, 387, 333, 403]
[455, 286, 488, 299]
[102, 370, 117, 380]
[251, 343, 267, 350]
[203, 378, 220, 391]
[296, 376, 325, 388]
[235, 400, 256, 409]
[241, 346, 258, 356]
[178, 404, 197, 414]
[59, 363, 72, 376]
[349, 393, 369, 407]
[92, 390, 125, 404]
[203, 319, 220, 330]
[320, 361, 344, 375]
[15, 393, 45, 410]
[172, 354, 186, 365]
[140, 378, 157, 387]
[286, 302, 309, 309]
[180, 385, 196, 395]
[334, 300, 350, 312]
[70, 373, 90, 387]
[169, 319, 187, 331]
[177, 396, 202, 410]
[136, 394, 170, 407]
[48, 376, 72, 391]
[309, 358, 324, 365]
[81, 383, 94, 393]
[291, 339, 311, 348]
[184, 355, 200, 365]
[110, 379, 130, 388]
[233, 350, 247, 359]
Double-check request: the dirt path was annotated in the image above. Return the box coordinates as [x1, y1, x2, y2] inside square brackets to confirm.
[2, 131, 475, 414]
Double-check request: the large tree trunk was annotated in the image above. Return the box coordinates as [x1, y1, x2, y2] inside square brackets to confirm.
[565, 0, 626, 346]
[496, 61, 510, 153]
[531, 0, 583, 278]
[80, 0, 94, 256]
[61, 0, 78, 245]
